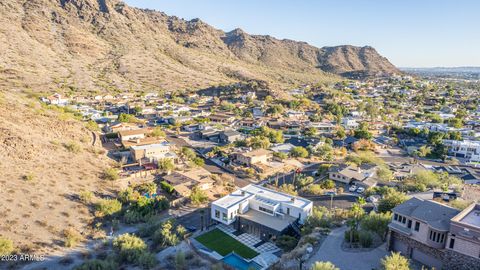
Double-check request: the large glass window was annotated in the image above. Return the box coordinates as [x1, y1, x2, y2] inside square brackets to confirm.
[259, 206, 273, 214]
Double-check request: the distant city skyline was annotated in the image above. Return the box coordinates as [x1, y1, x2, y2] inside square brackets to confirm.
[124, 0, 480, 68]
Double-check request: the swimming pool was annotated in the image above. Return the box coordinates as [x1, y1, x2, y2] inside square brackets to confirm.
[222, 253, 262, 270]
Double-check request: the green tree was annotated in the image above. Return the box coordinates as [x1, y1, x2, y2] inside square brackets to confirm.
[181, 147, 196, 160]
[304, 127, 318, 137]
[360, 212, 392, 240]
[158, 159, 175, 174]
[192, 157, 205, 167]
[378, 189, 407, 213]
[149, 127, 166, 138]
[381, 252, 411, 270]
[290, 146, 309, 158]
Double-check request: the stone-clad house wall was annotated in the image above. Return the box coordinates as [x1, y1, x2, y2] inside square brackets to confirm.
[443, 249, 480, 270]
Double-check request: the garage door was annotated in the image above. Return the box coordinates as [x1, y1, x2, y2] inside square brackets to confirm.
[412, 249, 442, 270]
[392, 239, 408, 255]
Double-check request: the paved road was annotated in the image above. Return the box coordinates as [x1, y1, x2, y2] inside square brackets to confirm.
[306, 226, 388, 270]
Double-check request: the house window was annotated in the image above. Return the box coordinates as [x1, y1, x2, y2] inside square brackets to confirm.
[402, 216, 406, 224]
[259, 207, 273, 214]
[222, 213, 227, 221]
[287, 208, 290, 215]
[394, 213, 398, 221]
[414, 221, 420, 231]
[407, 220, 412, 229]
[449, 238, 455, 249]
[215, 210, 220, 219]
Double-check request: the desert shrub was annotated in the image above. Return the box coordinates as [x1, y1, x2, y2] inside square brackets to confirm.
[153, 220, 186, 248]
[86, 121, 99, 132]
[361, 212, 392, 239]
[449, 199, 473, 210]
[96, 199, 122, 217]
[136, 182, 157, 196]
[175, 250, 186, 270]
[359, 230, 373, 248]
[113, 234, 156, 268]
[310, 261, 340, 270]
[64, 141, 82, 153]
[275, 235, 298, 251]
[118, 187, 139, 203]
[320, 179, 335, 189]
[137, 252, 157, 269]
[302, 206, 334, 234]
[149, 127, 166, 138]
[22, 173, 35, 182]
[303, 184, 324, 195]
[189, 186, 208, 205]
[79, 190, 95, 204]
[344, 229, 359, 243]
[64, 228, 82, 247]
[74, 259, 118, 270]
[123, 196, 169, 224]
[0, 237, 14, 256]
[103, 168, 119, 181]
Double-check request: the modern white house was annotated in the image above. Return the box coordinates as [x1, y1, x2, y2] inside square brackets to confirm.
[443, 140, 480, 163]
[341, 117, 360, 130]
[211, 184, 313, 240]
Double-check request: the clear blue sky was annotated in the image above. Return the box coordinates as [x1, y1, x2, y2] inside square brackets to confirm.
[124, 0, 480, 67]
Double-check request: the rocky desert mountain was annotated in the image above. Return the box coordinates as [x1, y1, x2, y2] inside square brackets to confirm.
[0, 0, 399, 95]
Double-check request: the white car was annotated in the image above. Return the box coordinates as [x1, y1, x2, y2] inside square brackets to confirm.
[356, 187, 365, 193]
[349, 185, 357, 192]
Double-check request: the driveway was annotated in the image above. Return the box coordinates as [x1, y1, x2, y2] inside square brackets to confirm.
[306, 226, 388, 270]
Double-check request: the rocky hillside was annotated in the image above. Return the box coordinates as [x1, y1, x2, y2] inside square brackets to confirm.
[0, 0, 399, 95]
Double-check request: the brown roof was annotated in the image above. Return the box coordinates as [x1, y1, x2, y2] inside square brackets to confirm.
[241, 149, 272, 158]
[123, 137, 165, 148]
[119, 128, 149, 137]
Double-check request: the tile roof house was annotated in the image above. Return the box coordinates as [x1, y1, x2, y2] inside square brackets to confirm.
[386, 198, 480, 270]
[162, 167, 214, 198]
[329, 164, 378, 188]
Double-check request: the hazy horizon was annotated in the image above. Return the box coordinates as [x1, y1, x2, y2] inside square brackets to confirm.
[124, 0, 480, 68]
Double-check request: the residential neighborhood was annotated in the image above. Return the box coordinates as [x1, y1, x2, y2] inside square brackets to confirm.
[1, 1, 479, 270]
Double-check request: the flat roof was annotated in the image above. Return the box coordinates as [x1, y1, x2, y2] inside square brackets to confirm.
[240, 210, 296, 232]
[212, 184, 312, 210]
[242, 184, 311, 209]
[131, 141, 171, 150]
[452, 203, 480, 229]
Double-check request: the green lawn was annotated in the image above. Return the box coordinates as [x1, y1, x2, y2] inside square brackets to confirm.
[195, 228, 258, 259]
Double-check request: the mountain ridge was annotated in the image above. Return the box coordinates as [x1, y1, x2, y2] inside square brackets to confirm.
[0, 0, 399, 94]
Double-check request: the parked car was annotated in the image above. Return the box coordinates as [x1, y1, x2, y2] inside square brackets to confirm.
[349, 185, 357, 192]
[185, 226, 197, 233]
[324, 191, 337, 196]
[367, 195, 380, 203]
[356, 187, 365, 193]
